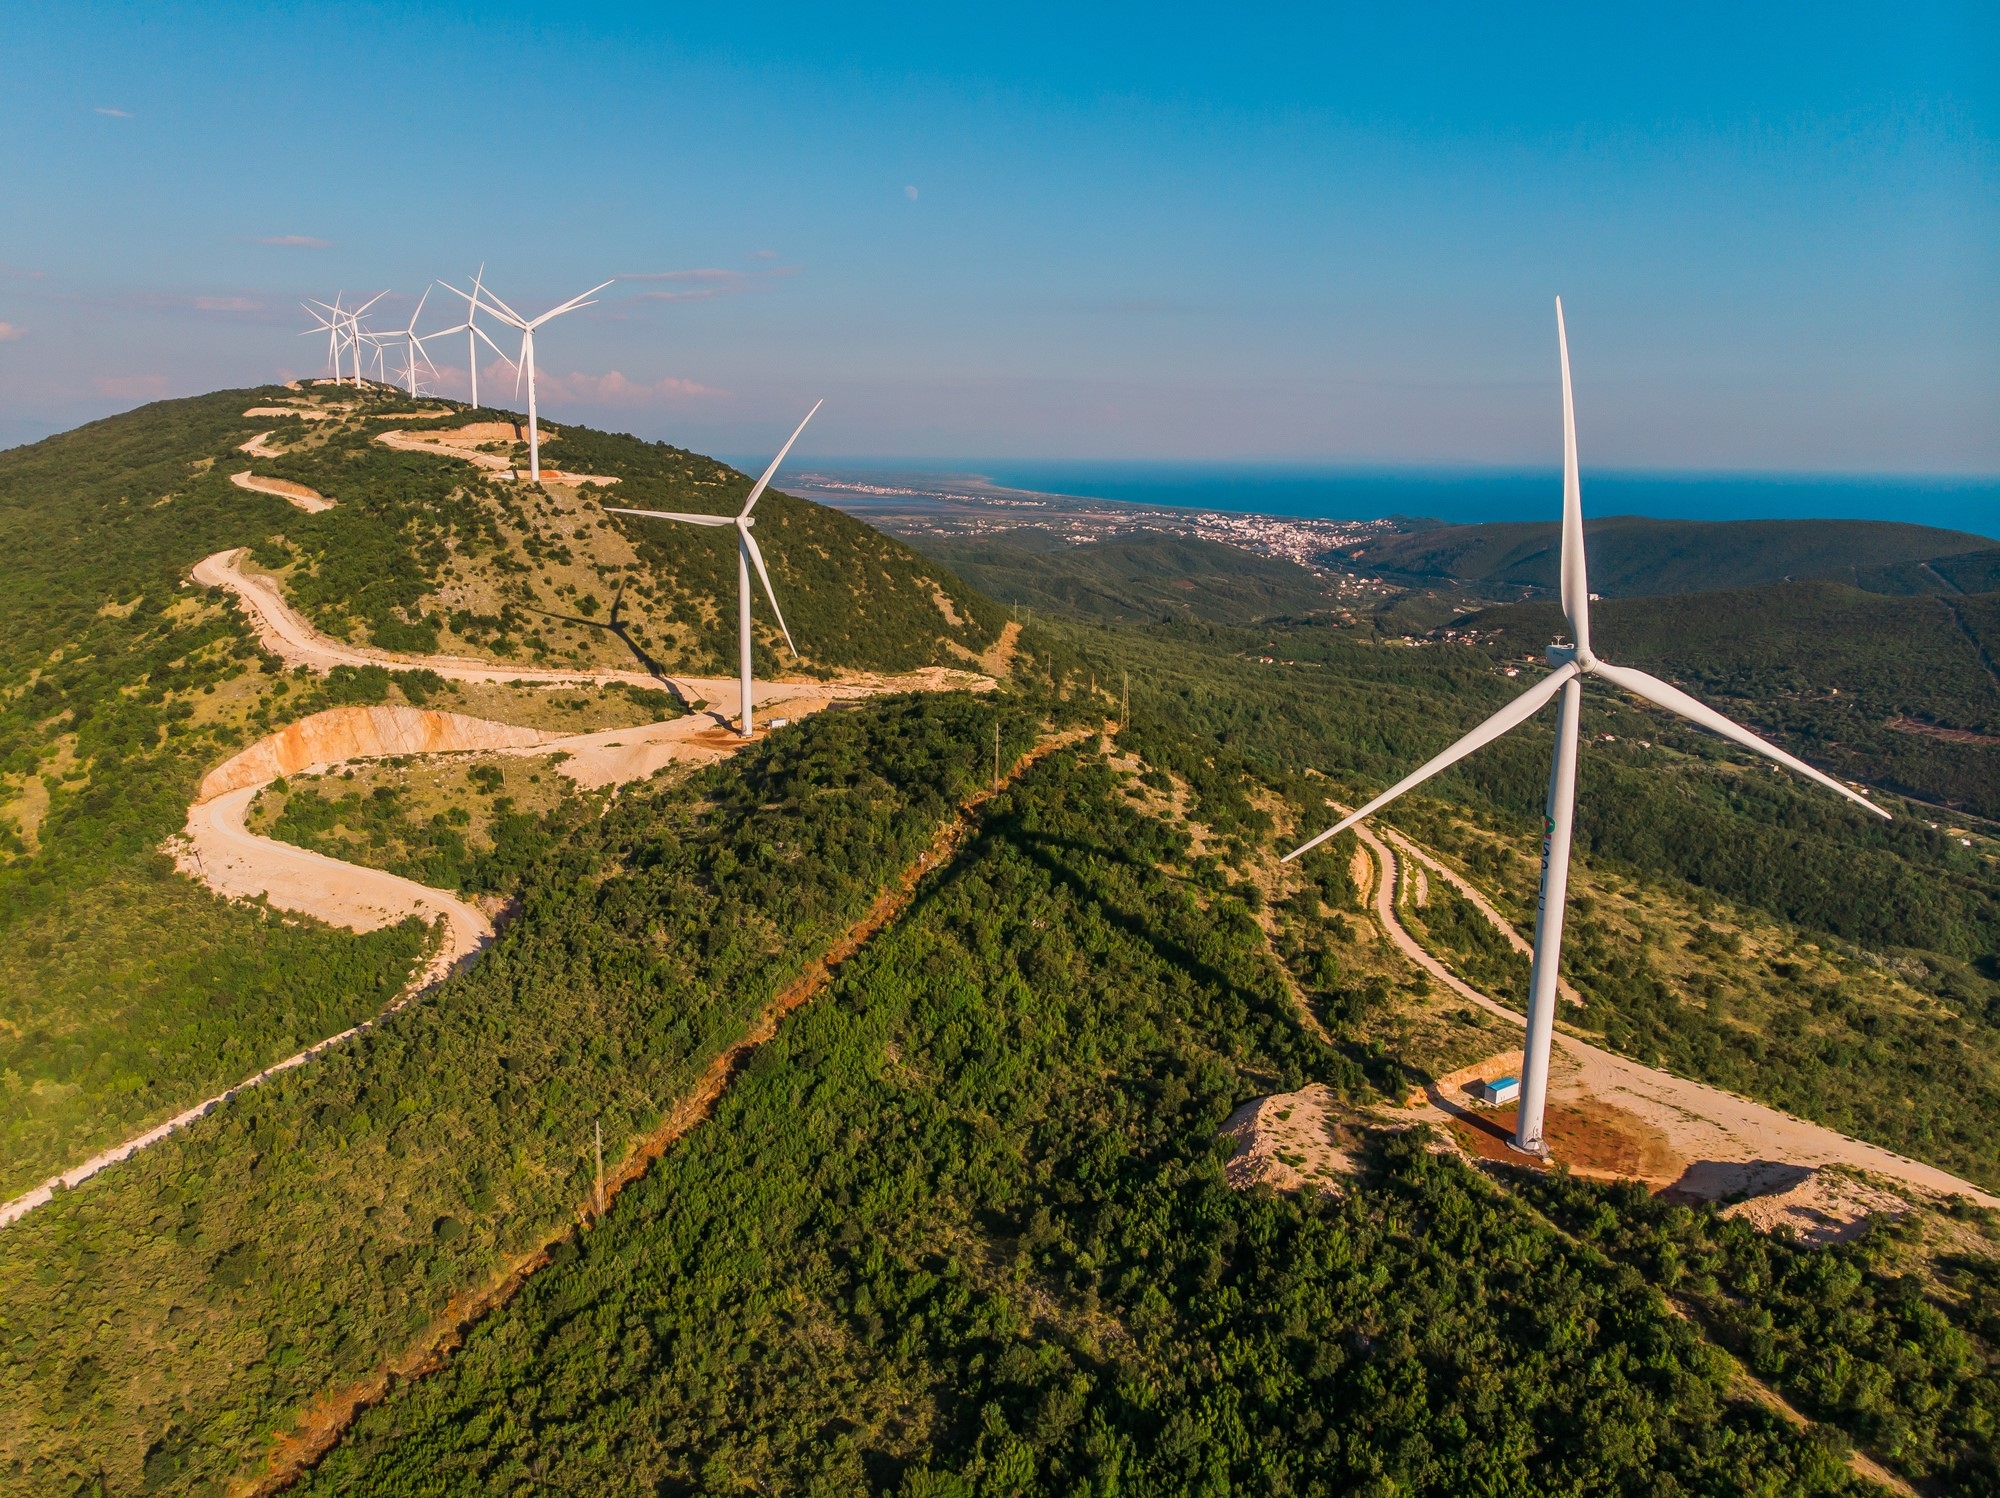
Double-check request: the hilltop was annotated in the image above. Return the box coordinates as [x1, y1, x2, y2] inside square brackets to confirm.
[1336, 514, 1997, 599]
[173, 384, 1002, 675]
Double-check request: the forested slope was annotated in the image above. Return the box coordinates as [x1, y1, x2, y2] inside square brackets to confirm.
[1339, 514, 1994, 598]
[911, 527, 1344, 625]
[1457, 581, 2000, 819]
[301, 747, 1889, 1496]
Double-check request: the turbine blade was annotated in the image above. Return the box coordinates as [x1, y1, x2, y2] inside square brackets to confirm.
[472, 323, 517, 366]
[473, 282, 525, 324]
[1283, 663, 1582, 862]
[742, 527, 796, 656]
[602, 506, 735, 527]
[1556, 296, 1591, 657]
[740, 399, 824, 518]
[529, 279, 617, 327]
[1588, 660, 1889, 819]
[354, 289, 388, 316]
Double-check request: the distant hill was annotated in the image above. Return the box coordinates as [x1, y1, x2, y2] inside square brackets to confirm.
[1457, 580, 2000, 819]
[1336, 515, 1996, 599]
[910, 527, 1341, 625]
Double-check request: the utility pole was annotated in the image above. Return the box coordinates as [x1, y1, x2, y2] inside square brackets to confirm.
[594, 1119, 605, 1219]
[1121, 670, 1129, 726]
[992, 721, 1000, 792]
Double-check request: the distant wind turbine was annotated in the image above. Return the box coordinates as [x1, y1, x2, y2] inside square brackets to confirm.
[307, 290, 386, 386]
[605, 401, 823, 738]
[373, 285, 439, 397]
[431, 265, 515, 410]
[1283, 299, 1888, 1157]
[299, 294, 347, 383]
[458, 275, 614, 481]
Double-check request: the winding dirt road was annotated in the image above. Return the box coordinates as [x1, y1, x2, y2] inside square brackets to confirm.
[193, 546, 991, 724]
[230, 470, 334, 513]
[2, 561, 999, 1230]
[1342, 815, 1997, 1206]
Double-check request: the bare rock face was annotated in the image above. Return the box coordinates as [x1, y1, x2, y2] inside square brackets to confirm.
[198, 707, 556, 801]
[1221, 1084, 1356, 1197]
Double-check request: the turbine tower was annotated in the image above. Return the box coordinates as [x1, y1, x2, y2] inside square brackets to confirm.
[604, 401, 823, 738]
[1283, 299, 1888, 1156]
[457, 276, 614, 482]
[432, 265, 514, 410]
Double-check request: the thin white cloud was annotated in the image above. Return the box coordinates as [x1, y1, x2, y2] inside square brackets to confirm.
[0, 323, 25, 342]
[195, 296, 262, 313]
[257, 235, 331, 248]
[0, 264, 47, 280]
[92, 375, 170, 399]
[905, 185, 919, 200]
[537, 370, 724, 406]
[95, 106, 132, 118]
[624, 264, 799, 303]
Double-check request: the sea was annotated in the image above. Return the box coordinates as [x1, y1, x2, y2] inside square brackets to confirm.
[784, 461, 2000, 540]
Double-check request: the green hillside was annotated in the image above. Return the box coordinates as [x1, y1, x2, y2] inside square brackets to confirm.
[1340, 514, 1994, 598]
[911, 526, 1344, 625]
[0, 387, 999, 1192]
[7, 652, 1996, 1495]
[1457, 580, 2000, 819]
[5, 398, 2000, 1495]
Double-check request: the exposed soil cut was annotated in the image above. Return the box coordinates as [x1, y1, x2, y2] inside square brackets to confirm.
[1221, 1085, 1356, 1196]
[230, 469, 334, 513]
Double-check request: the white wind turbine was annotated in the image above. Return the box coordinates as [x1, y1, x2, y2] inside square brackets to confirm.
[299, 296, 347, 383]
[1284, 298, 1889, 1157]
[431, 265, 516, 410]
[307, 290, 386, 387]
[605, 401, 823, 738]
[459, 276, 614, 481]
[373, 286, 439, 396]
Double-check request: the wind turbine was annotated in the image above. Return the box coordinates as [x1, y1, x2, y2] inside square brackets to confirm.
[299, 295, 347, 383]
[373, 286, 438, 397]
[604, 401, 822, 738]
[309, 291, 386, 387]
[1283, 299, 1888, 1157]
[458, 276, 614, 481]
[431, 265, 515, 410]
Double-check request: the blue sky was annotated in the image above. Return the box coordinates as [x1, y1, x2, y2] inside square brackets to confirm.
[2, 2, 1994, 471]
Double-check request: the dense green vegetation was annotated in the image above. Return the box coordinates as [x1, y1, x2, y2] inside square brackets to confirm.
[1341, 515, 1994, 599]
[912, 527, 1343, 625]
[1024, 615, 2000, 1180]
[1459, 581, 2000, 818]
[1523, 1173, 2000, 1494]
[0, 692, 1048, 1493]
[300, 739, 1865, 1497]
